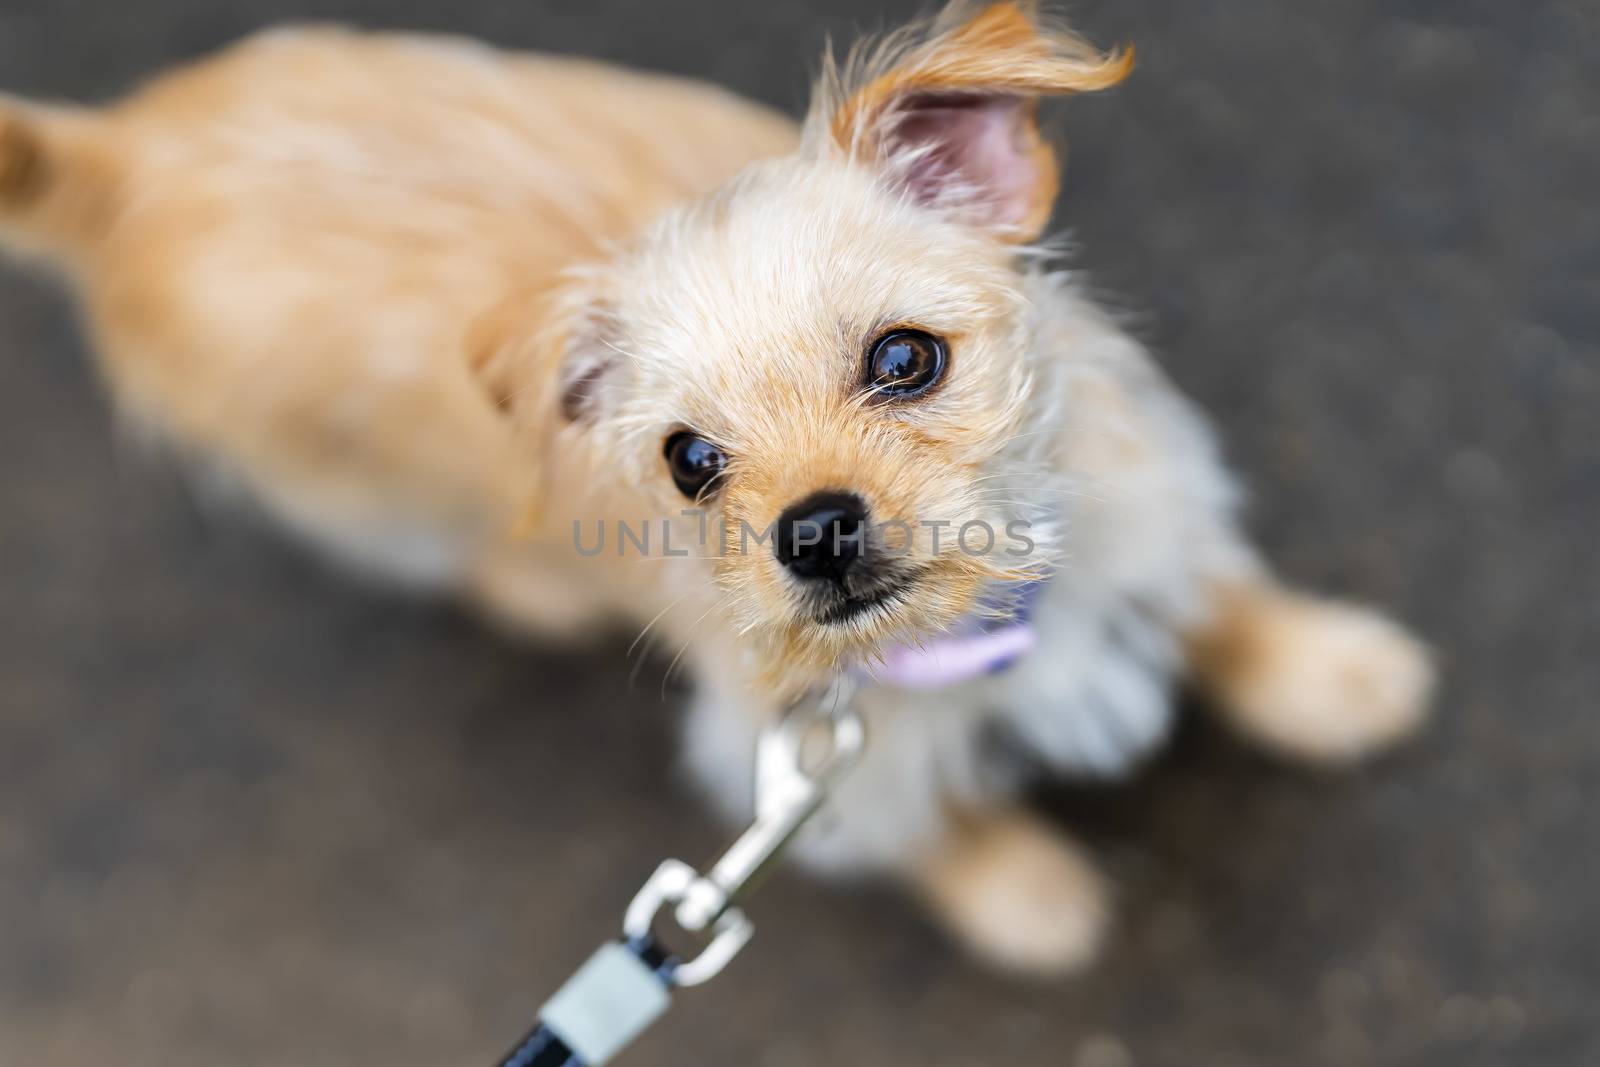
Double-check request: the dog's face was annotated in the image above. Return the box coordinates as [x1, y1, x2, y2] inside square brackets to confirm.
[538, 4, 1131, 686]
[591, 162, 1034, 669]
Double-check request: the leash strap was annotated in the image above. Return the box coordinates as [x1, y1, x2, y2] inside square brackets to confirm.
[497, 936, 674, 1067]
[494, 680, 863, 1066]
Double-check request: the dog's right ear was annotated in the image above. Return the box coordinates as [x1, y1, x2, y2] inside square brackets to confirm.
[548, 297, 627, 425]
[467, 277, 627, 426]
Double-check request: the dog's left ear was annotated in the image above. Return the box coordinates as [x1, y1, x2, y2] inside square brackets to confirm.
[815, 2, 1132, 242]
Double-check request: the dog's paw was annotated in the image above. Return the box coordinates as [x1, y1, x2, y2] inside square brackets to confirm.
[1208, 593, 1435, 764]
[910, 811, 1109, 977]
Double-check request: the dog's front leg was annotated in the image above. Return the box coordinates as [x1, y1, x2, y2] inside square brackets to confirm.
[682, 657, 1113, 976]
[903, 807, 1109, 976]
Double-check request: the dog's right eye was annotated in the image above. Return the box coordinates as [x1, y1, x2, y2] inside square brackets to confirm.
[664, 432, 727, 500]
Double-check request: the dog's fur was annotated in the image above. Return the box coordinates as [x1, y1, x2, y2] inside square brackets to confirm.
[0, 3, 1433, 973]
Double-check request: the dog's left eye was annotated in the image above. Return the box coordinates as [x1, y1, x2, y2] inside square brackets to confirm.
[866, 329, 947, 398]
[664, 431, 727, 500]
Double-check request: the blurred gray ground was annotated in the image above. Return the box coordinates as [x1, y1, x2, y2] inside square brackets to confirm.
[1, 0, 1596, 1064]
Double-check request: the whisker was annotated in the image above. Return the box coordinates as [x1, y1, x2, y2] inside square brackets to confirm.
[627, 589, 694, 669]
[662, 601, 722, 699]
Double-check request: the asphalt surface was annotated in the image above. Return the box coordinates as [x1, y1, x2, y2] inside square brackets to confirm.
[1, 2, 1596, 1065]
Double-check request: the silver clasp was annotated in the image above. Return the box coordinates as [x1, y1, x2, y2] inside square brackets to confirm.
[622, 859, 751, 987]
[621, 677, 863, 986]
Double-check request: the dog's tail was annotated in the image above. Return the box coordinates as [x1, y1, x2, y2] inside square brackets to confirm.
[0, 97, 115, 260]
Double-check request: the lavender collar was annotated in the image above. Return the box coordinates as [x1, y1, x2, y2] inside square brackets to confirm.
[864, 578, 1047, 691]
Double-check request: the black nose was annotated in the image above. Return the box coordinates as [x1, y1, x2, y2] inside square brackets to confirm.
[773, 491, 867, 584]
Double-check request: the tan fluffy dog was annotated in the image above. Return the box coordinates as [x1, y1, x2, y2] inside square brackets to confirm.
[0, 3, 1432, 973]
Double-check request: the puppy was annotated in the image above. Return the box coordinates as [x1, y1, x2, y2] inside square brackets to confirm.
[0, 2, 1433, 974]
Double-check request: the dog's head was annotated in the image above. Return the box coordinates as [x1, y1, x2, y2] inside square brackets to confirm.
[509, 4, 1131, 689]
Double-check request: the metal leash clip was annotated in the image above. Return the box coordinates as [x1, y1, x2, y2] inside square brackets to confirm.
[495, 678, 863, 1067]
[623, 675, 864, 985]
